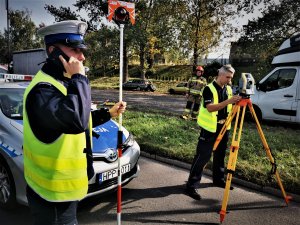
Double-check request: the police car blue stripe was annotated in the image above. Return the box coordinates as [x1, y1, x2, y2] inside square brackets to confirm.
[0, 142, 19, 157]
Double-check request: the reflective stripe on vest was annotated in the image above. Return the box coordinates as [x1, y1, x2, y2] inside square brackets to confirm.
[23, 71, 91, 202]
[197, 83, 233, 133]
[189, 77, 206, 95]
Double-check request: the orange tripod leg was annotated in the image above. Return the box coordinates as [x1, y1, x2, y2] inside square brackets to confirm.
[219, 103, 247, 223]
[248, 102, 292, 205]
[213, 104, 239, 151]
[213, 98, 290, 223]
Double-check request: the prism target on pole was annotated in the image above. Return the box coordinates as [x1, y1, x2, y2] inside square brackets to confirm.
[107, 1, 135, 224]
[108, 0, 135, 25]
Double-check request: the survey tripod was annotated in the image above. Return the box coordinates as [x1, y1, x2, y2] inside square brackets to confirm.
[213, 97, 292, 223]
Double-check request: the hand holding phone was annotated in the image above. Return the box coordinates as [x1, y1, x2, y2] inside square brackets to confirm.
[48, 47, 85, 77]
[59, 56, 85, 78]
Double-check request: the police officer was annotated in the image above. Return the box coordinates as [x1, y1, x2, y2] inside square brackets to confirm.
[185, 64, 241, 200]
[23, 20, 126, 225]
[181, 66, 207, 120]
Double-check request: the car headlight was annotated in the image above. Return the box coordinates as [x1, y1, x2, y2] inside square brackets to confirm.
[122, 133, 135, 151]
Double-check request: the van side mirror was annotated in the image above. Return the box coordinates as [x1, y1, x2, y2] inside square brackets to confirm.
[256, 83, 260, 90]
[257, 82, 267, 92]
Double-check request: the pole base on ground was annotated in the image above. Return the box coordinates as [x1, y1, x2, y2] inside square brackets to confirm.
[285, 195, 292, 205]
[219, 209, 226, 223]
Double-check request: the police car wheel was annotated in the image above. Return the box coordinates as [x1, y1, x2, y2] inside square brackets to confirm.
[0, 157, 17, 209]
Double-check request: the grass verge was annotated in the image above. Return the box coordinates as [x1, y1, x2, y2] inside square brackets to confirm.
[122, 110, 300, 195]
[90, 76, 300, 195]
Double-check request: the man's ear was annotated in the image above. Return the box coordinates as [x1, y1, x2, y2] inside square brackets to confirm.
[48, 46, 55, 54]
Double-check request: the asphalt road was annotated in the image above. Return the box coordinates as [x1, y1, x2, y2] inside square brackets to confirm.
[1, 157, 299, 225]
[91, 89, 186, 115]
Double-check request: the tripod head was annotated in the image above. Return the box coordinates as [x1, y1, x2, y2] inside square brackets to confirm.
[238, 93, 251, 99]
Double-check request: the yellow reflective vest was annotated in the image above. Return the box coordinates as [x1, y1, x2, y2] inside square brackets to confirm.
[197, 83, 233, 133]
[23, 71, 91, 202]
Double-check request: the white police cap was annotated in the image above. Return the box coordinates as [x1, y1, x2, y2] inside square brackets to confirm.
[37, 20, 88, 49]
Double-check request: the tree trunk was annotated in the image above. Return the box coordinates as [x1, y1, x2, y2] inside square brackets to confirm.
[193, 42, 199, 73]
[147, 55, 154, 70]
[102, 65, 106, 77]
[123, 41, 128, 82]
[139, 44, 146, 80]
[192, 2, 202, 74]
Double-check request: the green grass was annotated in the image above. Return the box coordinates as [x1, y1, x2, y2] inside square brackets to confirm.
[122, 110, 300, 195]
[90, 76, 120, 89]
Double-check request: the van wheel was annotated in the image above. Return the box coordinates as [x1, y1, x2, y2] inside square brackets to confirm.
[0, 157, 17, 209]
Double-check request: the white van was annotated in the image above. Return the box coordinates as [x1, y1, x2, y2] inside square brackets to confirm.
[250, 33, 300, 124]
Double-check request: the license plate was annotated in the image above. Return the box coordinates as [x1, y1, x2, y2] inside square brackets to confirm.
[99, 164, 131, 183]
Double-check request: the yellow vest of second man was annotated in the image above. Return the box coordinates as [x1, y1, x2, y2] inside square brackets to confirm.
[197, 83, 233, 133]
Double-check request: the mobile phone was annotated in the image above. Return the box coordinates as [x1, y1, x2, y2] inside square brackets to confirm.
[48, 47, 70, 72]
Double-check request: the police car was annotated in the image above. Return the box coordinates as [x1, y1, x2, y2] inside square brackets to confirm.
[0, 74, 140, 209]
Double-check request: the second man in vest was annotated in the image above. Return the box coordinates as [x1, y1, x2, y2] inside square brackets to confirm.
[185, 64, 241, 200]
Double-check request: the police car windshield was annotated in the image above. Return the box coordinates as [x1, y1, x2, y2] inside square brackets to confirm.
[0, 88, 24, 120]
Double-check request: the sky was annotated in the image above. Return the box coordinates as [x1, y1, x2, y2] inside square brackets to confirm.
[0, 0, 266, 59]
[0, 0, 81, 31]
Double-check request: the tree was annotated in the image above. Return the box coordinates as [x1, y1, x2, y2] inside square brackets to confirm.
[174, 0, 277, 73]
[44, 0, 275, 79]
[0, 33, 7, 63]
[176, 0, 222, 73]
[129, 0, 179, 78]
[233, 0, 300, 79]
[0, 9, 42, 63]
[84, 27, 120, 75]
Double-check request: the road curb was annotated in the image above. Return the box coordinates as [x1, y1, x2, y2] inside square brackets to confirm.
[141, 151, 300, 203]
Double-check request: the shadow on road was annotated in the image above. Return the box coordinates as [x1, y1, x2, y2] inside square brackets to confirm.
[0, 205, 32, 225]
[78, 183, 284, 225]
